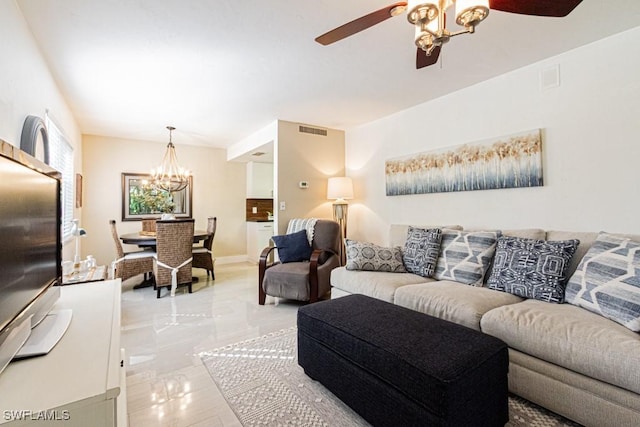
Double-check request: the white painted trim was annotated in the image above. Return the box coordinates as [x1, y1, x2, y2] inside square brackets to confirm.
[216, 255, 249, 265]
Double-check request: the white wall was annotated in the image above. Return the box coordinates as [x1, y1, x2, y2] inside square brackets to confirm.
[276, 121, 345, 234]
[0, 0, 82, 260]
[346, 27, 640, 245]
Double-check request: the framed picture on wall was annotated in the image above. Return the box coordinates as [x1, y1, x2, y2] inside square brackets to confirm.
[75, 173, 82, 208]
[121, 173, 192, 221]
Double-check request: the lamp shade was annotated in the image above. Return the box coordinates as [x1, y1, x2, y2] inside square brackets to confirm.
[327, 177, 354, 201]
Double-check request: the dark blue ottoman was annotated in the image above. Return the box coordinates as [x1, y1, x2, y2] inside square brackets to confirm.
[297, 294, 509, 427]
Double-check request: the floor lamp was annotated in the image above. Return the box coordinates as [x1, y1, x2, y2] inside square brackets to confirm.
[327, 177, 353, 266]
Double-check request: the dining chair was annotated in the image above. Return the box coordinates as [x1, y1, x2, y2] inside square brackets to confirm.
[192, 216, 217, 280]
[258, 219, 340, 305]
[154, 218, 195, 298]
[109, 219, 155, 284]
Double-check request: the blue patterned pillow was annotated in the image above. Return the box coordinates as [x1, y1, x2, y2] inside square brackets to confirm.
[272, 230, 312, 263]
[345, 240, 406, 273]
[403, 227, 442, 277]
[487, 236, 579, 303]
[434, 229, 500, 286]
[565, 232, 640, 331]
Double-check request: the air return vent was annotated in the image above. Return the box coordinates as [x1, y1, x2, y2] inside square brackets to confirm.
[299, 125, 327, 136]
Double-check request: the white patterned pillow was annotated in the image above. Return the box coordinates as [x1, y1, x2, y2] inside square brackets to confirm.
[403, 227, 442, 277]
[487, 236, 579, 303]
[434, 229, 501, 286]
[565, 232, 640, 331]
[345, 239, 406, 273]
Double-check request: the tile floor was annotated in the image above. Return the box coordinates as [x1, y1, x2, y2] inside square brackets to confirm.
[121, 262, 302, 426]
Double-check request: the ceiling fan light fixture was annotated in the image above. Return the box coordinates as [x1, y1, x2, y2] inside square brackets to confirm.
[415, 18, 442, 51]
[407, 0, 439, 25]
[455, 0, 490, 28]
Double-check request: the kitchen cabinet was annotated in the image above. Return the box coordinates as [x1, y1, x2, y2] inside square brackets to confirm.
[246, 162, 273, 198]
[247, 221, 274, 263]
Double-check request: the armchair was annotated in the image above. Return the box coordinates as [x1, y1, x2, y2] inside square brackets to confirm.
[258, 219, 340, 305]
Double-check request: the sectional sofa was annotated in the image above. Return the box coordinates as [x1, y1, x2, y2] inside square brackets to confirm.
[330, 225, 640, 427]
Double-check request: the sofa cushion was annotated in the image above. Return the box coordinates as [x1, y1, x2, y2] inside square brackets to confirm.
[403, 226, 442, 278]
[481, 299, 640, 395]
[565, 232, 640, 331]
[330, 266, 430, 303]
[272, 229, 312, 263]
[434, 229, 500, 286]
[545, 231, 599, 278]
[390, 224, 462, 247]
[486, 236, 579, 303]
[394, 281, 523, 331]
[345, 239, 406, 273]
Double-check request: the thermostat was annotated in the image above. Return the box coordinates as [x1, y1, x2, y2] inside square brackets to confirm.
[299, 181, 309, 189]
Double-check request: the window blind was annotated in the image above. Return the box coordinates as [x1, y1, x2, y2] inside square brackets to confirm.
[46, 116, 74, 241]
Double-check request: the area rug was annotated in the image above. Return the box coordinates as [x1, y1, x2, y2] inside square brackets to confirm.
[200, 327, 581, 427]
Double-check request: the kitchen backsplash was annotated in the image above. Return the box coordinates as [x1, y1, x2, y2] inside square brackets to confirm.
[246, 198, 274, 221]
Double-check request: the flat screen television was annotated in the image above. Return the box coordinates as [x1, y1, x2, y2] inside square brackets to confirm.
[0, 145, 63, 376]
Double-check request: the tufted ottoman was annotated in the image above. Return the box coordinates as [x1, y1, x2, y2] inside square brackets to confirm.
[297, 294, 509, 426]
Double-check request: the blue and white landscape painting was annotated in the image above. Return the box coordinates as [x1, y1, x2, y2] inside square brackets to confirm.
[385, 129, 543, 196]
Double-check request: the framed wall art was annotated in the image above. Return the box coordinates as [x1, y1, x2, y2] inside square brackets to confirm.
[121, 173, 192, 221]
[385, 129, 543, 196]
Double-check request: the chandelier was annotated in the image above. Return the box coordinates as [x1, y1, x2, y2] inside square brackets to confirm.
[151, 126, 190, 193]
[407, 0, 490, 56]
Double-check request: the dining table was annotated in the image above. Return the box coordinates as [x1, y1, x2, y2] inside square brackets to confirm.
[119, 229, 210, 248]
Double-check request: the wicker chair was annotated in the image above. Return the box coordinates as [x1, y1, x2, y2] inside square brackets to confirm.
[258, 219, 340, 305]
[109, 220, 155, 284]
[153, 218, 195, 298]
[193, 216, 217, 279]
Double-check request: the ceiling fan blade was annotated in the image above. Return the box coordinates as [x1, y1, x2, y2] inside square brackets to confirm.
[315, 2, 408, 46]
[416, 46, 441, 69]
[490, 0, 582, 17]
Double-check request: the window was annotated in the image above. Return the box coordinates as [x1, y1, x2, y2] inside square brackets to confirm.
[46, 115, 74, 241]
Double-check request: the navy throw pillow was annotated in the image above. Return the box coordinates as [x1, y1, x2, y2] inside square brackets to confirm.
[272, 229, 312, 263]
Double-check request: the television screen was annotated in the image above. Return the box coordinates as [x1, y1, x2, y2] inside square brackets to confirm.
[0, 152, 60, 344]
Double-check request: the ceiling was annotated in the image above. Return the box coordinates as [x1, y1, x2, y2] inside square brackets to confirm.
[16, 1, 640, 149]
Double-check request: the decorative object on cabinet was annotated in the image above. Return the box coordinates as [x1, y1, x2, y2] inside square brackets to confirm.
[385, 129, 542, 196]
[327, 177, 354, 266]
[151, 126, 191, 192]
[70, 219, 87, 272]
[20, 115, 50, 164]
[122, 172, 192, 221]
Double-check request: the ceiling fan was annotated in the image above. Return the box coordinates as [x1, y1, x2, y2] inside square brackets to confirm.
[315, 0, 583, 69]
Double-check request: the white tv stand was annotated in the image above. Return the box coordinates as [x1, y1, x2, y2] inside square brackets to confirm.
[0, 280, 126, 426]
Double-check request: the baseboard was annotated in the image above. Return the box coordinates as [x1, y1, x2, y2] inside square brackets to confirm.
[216, 255, 249, 265]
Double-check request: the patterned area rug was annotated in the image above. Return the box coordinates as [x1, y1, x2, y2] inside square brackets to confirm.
[200, 327, 581, 427]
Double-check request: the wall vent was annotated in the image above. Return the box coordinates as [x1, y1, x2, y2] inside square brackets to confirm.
[540, 64, 560, 91]
[299, 125, 328, 136]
